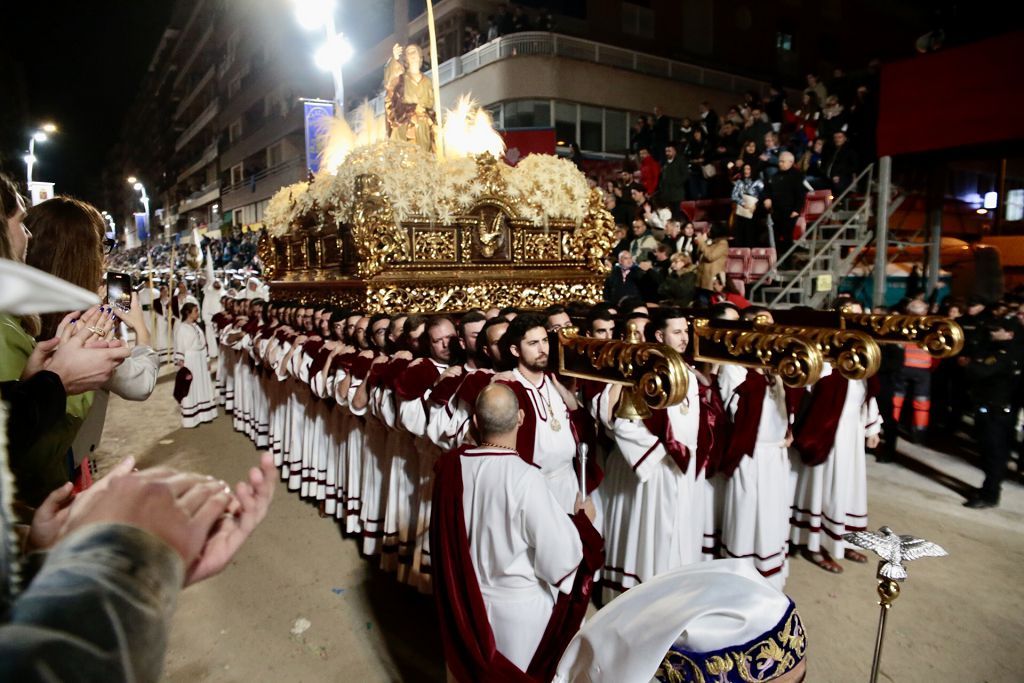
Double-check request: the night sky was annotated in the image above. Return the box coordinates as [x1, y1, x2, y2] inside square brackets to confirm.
[1, 1, 174, 205]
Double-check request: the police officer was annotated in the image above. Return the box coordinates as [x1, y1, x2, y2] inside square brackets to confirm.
[962, 318, 1021, 509]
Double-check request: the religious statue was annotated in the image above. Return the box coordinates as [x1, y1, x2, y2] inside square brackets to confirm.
[384, 43, 436, 152]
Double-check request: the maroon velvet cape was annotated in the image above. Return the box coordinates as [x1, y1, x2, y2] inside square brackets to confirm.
[792, 371, 847, 466]
[697, 377, 729, 477]
[431, 445, 604, 683]
[717, 370, 770, 477]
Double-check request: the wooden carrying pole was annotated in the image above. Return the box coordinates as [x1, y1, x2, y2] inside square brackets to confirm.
[426, 0, 445, 160]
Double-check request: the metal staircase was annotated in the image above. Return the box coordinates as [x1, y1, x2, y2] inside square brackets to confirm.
[750, 164, 880, 308]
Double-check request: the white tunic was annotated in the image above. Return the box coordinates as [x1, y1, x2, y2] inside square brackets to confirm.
[460, 447, 584, 671]
[791, 366, 881, 558]
[717, 364, 792, 589]
[174, 322, 218, 428]
[511, 370, 580, 513]
[600, 366, 704, 603]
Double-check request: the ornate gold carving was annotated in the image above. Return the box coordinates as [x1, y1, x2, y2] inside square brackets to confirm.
[349, 173, 409, 277]
[473, 153, 508, 198]
[257, 231, 277, 280]
[477, 210, 506, 257]
[523, 232, 561, 261]
[841, 313, 964, 358]
[564, 188, 616, 274]
[412, 230, 456, 261]
[761, 325, 881, 381]
[692, 318, 823, 388]
[362, 280, 602, 314]
[557, 326, 689, 418]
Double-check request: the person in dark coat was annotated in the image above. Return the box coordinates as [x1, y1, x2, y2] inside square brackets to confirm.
[962, 319, 1022, 508]
[762, 152, 807, 255]
[657, 143, 689, 210]
[604, 251, 644, 306]
[824, 131, 860, 195]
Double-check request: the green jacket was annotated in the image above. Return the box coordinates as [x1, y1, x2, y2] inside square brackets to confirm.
[0, 314, 92, 504]
[658, 269, 697, 306]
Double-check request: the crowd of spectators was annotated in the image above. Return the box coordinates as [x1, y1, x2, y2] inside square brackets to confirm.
[591, 61, 881, 297]
[106, 232, 263, 275]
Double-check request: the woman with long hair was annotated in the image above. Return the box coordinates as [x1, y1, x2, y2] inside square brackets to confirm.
[1, 187, 134, 502]
[731, 163, 765, 247]
[24, 196, 158, 486]
[174, 302, 218, 428]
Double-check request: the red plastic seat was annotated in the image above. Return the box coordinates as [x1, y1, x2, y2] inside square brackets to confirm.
[726, 247, 751, 281]
[749, 247, 777, 282]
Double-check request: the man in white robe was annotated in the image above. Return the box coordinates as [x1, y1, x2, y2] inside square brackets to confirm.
[497, 314, 590, 514]
[790, 362, 880, 572]
[600, 309, 703, 602]
[431, 383, 600, 679]
[717, 360, 793, 589]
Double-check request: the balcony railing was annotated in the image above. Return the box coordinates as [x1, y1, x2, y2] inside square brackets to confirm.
[174, 65, 215, 121]
[222, 157, 304, 196]
[176, 181, 220, 214]
[349, 31, 769, 122]
[176, 140, 219, 184]
[175, 99, 220, 152]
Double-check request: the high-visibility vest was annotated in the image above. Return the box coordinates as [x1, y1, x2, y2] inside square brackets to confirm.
[903, 344, 932, 369]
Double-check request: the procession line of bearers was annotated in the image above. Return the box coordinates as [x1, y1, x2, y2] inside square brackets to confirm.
[202, 295, 875, 677]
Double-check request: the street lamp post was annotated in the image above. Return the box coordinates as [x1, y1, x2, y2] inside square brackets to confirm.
[128, 177, 151, 244]
[24, 123, 57, 185]
[295, 0, 352, 115]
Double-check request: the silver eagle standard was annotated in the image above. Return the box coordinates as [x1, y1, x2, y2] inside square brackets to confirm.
[843, 526, 948, 580]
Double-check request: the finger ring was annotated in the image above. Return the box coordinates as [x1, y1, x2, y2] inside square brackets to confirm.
[87, 326, 105, 335]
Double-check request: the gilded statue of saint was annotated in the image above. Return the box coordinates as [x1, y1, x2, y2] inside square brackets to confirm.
[384, 43, 436, 152]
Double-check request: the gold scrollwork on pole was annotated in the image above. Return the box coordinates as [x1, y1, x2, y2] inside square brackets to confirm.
[759, 324, 881, 381]
[691, 318, 823, 388]
[841, 313, 964, 358]
[557, 326, 689, 419]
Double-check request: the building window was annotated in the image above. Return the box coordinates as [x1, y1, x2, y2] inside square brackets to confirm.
[604, 109, 628, 153]
[554, 102, 577, 147]
[230, 163, 244, 186]
[227, 75, 241, 99]
[579, 106, 602, 152]
[266, 141, 284, 168]
[485, 103, 503, 129]
[503, 100, 551, 128]
[776, 32, 794, 51]
[233, 209, 243, 226]
[1007, 189, 1024, 222]
[623, 2, 655, 39]
[229, 119, 243, 143]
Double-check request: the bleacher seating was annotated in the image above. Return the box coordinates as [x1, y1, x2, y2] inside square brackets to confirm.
[726, 248, 751, 282]
[679, 198, 732, 224]
[749, 247, 777, 283]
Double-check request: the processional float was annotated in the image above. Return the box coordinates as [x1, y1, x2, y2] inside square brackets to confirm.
[259, 34, 962, 678]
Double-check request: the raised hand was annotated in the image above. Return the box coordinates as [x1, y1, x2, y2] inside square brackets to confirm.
[185, 453, 276, 585]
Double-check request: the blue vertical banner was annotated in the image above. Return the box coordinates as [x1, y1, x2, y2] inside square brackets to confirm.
[134, 212, 149, 242]
[303, 99, 335, 176]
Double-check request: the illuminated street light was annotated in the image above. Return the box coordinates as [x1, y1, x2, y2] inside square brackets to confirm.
[293, 0, 347, 114]
[25, 123, 58, 184]
[294, 0, 334, 30]
[128, 178, 151, 242]
[314, 34, 353, 73]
